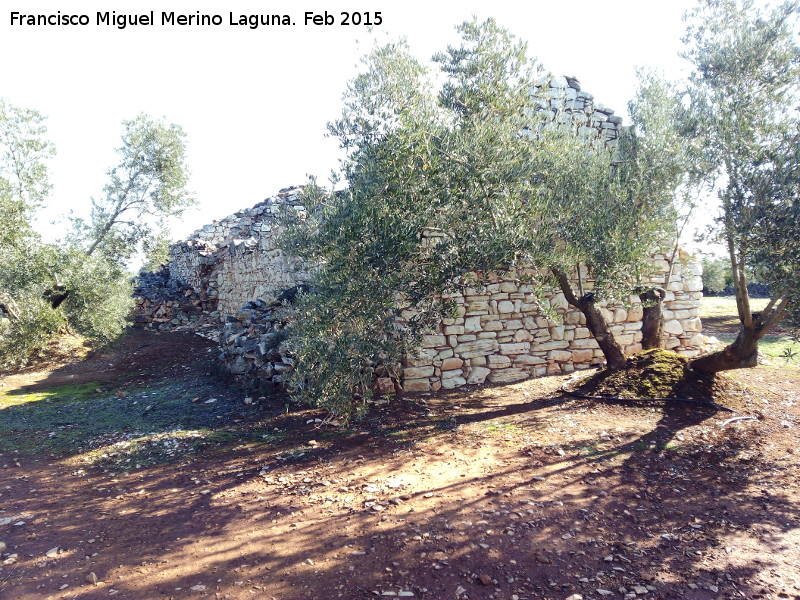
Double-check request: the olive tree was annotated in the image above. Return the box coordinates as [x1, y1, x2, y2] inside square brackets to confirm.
[1, 108, 193, 369]
[0, 98, 54, 248]
[682, 0, 800, 372]
[73, 113, 194, 263]
[281, 19, 687, 418]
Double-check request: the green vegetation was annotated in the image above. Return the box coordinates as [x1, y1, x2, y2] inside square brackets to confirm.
[0, 379, 264, 466]
[0, 106, 194, 369]
[581, 349, 691, 399]
[683, 0, 800, 372]
[701, 296, 770, 320]
[281, 19, 688, 418]
[700, 296, 798, 367]
[700, 255, 733, 294]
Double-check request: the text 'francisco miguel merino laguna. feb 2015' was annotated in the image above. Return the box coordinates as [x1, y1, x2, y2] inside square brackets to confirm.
[9, 10, 384, 29]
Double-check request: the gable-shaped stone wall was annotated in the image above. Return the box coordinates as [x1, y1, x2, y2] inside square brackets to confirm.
[168, 186, 311, 316]
[162, 77, 706, 391]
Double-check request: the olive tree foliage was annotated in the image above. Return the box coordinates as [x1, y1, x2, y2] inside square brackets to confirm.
[538, 70, 690, 365]
[0, 102, 139, 368]
[681, 0, 800, 372]
[280, 19, 686, 418]
[0, 98, 56, 366]
[71, 113, 194, 264]
[0, 99, 53, 247]
[0, 108, 192, 369]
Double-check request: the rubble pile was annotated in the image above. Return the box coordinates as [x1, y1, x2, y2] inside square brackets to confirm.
[217, 298, 294, 391]
[132, 267, 218, 331]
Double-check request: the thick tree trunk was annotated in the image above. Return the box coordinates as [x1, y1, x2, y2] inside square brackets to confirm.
[552, 267, 627, 370]
[689, 326, 759, 372]
[639, 287, 666, 350]
[689, 294, 790, 373]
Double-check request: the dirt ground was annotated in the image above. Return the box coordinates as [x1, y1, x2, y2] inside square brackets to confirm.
[1, 330, 799, 600]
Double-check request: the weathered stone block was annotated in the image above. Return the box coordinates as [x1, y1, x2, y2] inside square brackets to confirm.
[454, 339, 499, 358]
[441, 369, 464, 380]
[467, 367, 490, 385]
[488, 368, 530, 383]
[465, 301, 490, 315]
[404, 379, 431, 392]
[663, 319, 684, 335]
[570, 338, 599, 349]
[464, 316, 482, 332]
[683, 317, 702, 332]
[514, 354, 547, 366]
[482, 320, 503, 332]
[533, 340, 569, 351]
[514, 329, 533, 342]
[499, 342, 530, 355]
[549, 350, 573, 362]
[404, 366, 435, 379]
[497, 300, 515, 314]
[488, 355, 512, 368]
[422, 335, 446, 348]
[441, 357, 464, 370]
[444, 325, 465, 335]
[571, 349, 594, 362]
[550, 293, 569, 310]
[441, 376, 467, 389]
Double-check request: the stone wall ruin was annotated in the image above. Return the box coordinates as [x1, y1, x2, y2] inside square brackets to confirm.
[152, 76, 708, 392]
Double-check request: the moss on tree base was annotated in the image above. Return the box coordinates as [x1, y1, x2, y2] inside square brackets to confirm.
[578, 349, 716, 401]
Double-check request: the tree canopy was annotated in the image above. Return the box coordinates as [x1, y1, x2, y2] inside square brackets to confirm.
[681, 0, 800, 372]
[73, 113, 194, 263]
[0, 106, 193, 369]
[280, 19, 688, 418]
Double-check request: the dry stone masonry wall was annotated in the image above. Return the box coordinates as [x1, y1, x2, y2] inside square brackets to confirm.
[400, 258, 704, 393]
[168, 186, 311, 316]
[528, 74, 622, 145]
[149, 76, 707, 392]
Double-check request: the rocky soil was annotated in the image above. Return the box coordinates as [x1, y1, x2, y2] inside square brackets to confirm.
[1, 330, 798, 600]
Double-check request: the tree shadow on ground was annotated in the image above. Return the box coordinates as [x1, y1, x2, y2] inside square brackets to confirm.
[3, 374, 797, 600]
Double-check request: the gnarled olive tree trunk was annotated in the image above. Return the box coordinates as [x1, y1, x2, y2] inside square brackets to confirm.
[638, 286, 666, 350]
[552, 267, 627, 370]
[690, 295, 790, 373]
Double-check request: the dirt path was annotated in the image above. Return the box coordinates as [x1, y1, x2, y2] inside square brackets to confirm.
[1, 331, 799, 600]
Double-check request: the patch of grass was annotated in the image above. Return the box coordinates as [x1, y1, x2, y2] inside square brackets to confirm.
[714, 333, 799, 367]
[578, 441, 603, 457]
[483, 421, 523, 435]
[700, 296, 798, 367]
[0, 381, 104, 408]
[0, 379, 265, 458]
[700, 296, 770, 320]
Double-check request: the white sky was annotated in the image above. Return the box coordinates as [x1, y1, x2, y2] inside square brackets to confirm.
[2, 0, 704, 246]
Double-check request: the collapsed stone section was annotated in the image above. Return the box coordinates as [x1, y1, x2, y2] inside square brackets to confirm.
[169, 186, 312, 316]
[219, 298, 294, 390]
[132, 267, 216, 332]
